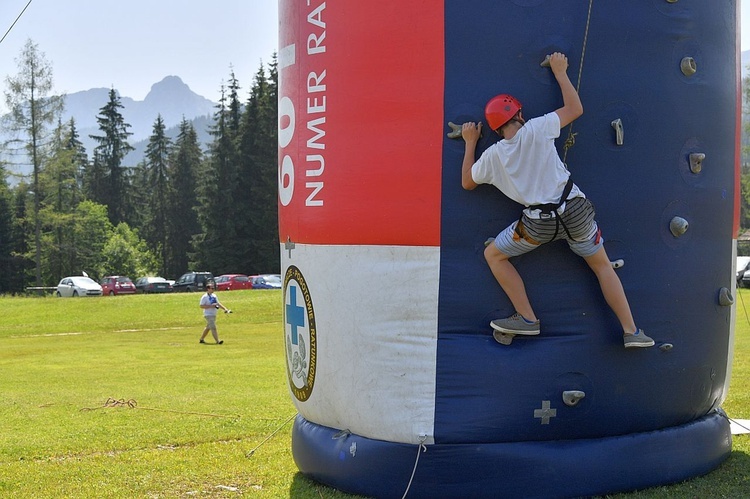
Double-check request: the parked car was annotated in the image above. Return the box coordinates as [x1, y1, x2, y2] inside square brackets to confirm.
[134, 276, 173, 293]
[100, 276, 137, 296]
[249, 274, 282, 289]
[173, 272, 215, 292]
[215, 274, 252, 291]
[739, 256, 750, 287]
[56, 276, 103, 297]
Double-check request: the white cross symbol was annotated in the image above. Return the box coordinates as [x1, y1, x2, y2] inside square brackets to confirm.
[534, 400, 557, 425]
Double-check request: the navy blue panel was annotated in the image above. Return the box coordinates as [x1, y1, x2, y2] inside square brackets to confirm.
[437, 0, 737, 444]
[293, 413, 732, 499]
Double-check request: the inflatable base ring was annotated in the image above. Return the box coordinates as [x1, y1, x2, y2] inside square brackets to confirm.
[293, 411, 731, 498]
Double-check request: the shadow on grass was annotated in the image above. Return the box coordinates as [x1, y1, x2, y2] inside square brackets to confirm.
[696, 449, 750, 494]
[290, 472, 369, 499]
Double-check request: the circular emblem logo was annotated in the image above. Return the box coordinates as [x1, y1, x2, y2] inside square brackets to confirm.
[283, 265, 316, 402]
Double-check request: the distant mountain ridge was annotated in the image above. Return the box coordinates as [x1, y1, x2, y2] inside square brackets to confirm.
[2, 76, 217, 181]
[62, 75, 216, 164]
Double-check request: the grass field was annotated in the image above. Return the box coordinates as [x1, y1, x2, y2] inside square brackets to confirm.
[1, 288, 749, 498]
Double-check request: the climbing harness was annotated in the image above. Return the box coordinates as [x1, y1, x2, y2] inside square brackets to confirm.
[514, 178, 576, 244]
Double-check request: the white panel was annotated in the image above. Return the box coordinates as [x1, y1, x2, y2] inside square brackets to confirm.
[282, 244, 439, 444]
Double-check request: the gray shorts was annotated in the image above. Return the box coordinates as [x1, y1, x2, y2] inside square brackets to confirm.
[204, 315, 217, 332]
[493, 197, 603, 258]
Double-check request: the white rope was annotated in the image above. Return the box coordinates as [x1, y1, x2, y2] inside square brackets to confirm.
[245, 413, 296, 457]
[401, 436, 428, 499]
[718, 408, 750, 433]
[562, 0, 594, 163]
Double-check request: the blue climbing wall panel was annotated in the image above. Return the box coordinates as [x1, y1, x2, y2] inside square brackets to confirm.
[279, 1, 737, 497]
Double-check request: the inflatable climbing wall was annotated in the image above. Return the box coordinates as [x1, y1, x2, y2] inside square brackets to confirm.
[278, 1, 738, 497]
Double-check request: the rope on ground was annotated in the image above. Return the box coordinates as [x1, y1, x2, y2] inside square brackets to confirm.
[80, 397, 240, 418]
[401, 435, 428, 499]
[245, 413, 297, 457]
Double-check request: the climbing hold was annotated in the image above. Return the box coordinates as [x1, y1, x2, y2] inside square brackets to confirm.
[484, 237, 495, 247]
[562, 390, 586, 407]
[680, 57, 697, 76]
[689, 153, 705, 174]
[611, 118, 624, 146]
[669, 217, 689, 237]
[611, 259, 624, 269]
[718, 288, 734, 307]
[447, 121, 463, 139]
[332, 429, 352, 439]
[540, 55, 551, 68]
[660, 343, 674, 352]
[666, 0, 678, 3]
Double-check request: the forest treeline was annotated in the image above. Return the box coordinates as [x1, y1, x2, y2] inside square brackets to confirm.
[0, 39, 278, 293]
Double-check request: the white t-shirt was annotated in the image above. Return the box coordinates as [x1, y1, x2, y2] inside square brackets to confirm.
[200, 292, 219, 316]
[471, 112, 583, 217]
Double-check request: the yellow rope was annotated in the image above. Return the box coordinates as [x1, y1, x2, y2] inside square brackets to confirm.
[562, 0, 594, 163]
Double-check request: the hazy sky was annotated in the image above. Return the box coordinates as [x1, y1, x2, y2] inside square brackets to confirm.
[0, 0, 278, 112]
[0, 1, 746, 115]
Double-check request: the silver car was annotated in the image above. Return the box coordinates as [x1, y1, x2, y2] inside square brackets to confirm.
[56, 276, 103, 297]
[739, 257, 750, 288]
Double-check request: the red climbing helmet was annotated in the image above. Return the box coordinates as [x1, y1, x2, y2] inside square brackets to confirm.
[485, 94, 523, 131]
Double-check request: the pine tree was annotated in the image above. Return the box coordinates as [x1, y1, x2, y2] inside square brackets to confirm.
[128, 161, 149, 238]
[89, 88, 134, 225]
[66, 117, 88, 196]
[236, 59, 279, 274]
[142, 115, 172, 274]
[261, 56, 280, 272]
[192, 86, 239, 273]
[10, 183, 34, 290]
[166, 119, 202, 278]
[84, 148, 107, 206]
[2, 39, 65, 286]
[0, 165, 15, 292]
[227, 70, 242, 138]
[38, 120, 81, 283]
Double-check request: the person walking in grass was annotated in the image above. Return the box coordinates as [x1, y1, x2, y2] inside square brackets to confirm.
[460, 52, 654, 349]
[199, 283, 231, 344]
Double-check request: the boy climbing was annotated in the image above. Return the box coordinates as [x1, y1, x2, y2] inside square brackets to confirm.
[460, 52, 654, 348]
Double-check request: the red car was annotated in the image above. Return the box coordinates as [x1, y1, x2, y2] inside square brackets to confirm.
[214, 274, 252, 291]
[100, 276, 137, 296]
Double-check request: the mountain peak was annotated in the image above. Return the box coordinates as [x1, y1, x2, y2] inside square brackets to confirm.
[144, 75, 192, 101]
[136, 75, 216, 129]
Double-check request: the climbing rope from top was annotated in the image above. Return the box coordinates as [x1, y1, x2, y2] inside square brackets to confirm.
[562, 0, 594, 163]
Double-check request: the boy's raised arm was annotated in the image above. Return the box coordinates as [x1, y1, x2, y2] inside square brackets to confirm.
[461, 121, 481, 190]
[549, 52, 583, 128]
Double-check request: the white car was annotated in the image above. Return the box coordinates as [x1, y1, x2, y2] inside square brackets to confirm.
[739, 257, 750, 288]
[56, 276, 103, 297]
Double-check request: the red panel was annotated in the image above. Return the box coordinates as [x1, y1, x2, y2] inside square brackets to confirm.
[278, 1, 444, 246]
